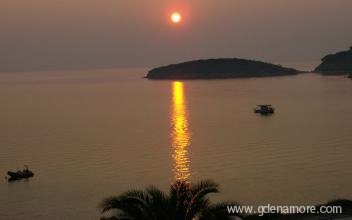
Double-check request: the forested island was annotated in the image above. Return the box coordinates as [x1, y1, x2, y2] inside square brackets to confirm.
[146, 58, 301, 79]
[315, 47, 352, 74]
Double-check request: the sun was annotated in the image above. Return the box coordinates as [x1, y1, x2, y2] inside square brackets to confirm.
[171, 12, 182, 23]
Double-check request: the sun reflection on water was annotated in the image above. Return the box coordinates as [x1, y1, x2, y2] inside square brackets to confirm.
[171, 81, 191, 181]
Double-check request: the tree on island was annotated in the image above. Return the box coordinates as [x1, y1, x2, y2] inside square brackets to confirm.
[99, 180, 242, 220]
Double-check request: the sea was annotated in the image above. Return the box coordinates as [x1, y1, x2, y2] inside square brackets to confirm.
[0, 64, 351, 219]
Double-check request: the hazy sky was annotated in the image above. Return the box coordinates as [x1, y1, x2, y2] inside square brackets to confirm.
[1, 0, 351, 71]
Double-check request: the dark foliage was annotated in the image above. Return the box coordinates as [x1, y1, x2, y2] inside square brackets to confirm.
[99, 180, 242, 220]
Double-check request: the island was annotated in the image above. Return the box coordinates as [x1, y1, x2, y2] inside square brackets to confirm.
[315, 47, 352, 75]
[146, 58, 302, 79]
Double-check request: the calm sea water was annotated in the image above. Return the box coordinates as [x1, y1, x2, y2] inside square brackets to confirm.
[0, 68, 351, 219]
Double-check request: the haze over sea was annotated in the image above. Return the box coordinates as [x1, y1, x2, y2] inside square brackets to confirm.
[0, 66, 351, 219]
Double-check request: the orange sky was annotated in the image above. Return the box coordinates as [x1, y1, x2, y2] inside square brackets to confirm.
[0, 0, 351, 71]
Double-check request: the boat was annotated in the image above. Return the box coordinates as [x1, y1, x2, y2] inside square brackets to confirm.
[7, 166, 34, 181]
[254, 105, 275, 115]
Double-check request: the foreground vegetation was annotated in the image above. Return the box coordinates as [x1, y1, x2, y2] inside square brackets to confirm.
[100, 180, 241, 220]
[100, 180, 352, 220]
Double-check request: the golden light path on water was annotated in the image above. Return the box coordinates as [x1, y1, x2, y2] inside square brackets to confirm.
[171, 81, 191, 181]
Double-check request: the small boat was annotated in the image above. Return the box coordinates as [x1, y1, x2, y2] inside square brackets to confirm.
[254, 105, 275, 115]
[7, 166, 34, 181]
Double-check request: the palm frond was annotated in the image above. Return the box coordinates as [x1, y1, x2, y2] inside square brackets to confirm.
[145, 186, 170, 219]
[188, 180, 219, 211]
[99, 190, 151, 220]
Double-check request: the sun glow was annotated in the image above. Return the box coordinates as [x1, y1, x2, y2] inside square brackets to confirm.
[171, 12, 182, 23]
[171, 82, 191, 181]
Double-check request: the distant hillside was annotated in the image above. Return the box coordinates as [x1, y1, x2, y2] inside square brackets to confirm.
[315, 47, 352, 74]
[146, 58, 302, 79]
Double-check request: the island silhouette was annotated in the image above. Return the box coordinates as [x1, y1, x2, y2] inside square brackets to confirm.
[147, 47, 352, 79]
[146, 58, 302, 79]
[315, 46, 352, 75]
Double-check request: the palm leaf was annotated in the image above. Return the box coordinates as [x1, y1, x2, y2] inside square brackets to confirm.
[100, 190, 150, 219]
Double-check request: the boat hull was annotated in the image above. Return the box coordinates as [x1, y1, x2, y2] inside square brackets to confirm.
[7, 171, 34, 181]
[254, 109, 275, 115]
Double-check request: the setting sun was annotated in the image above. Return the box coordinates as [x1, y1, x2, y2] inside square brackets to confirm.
[171, 12, 182, 23]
